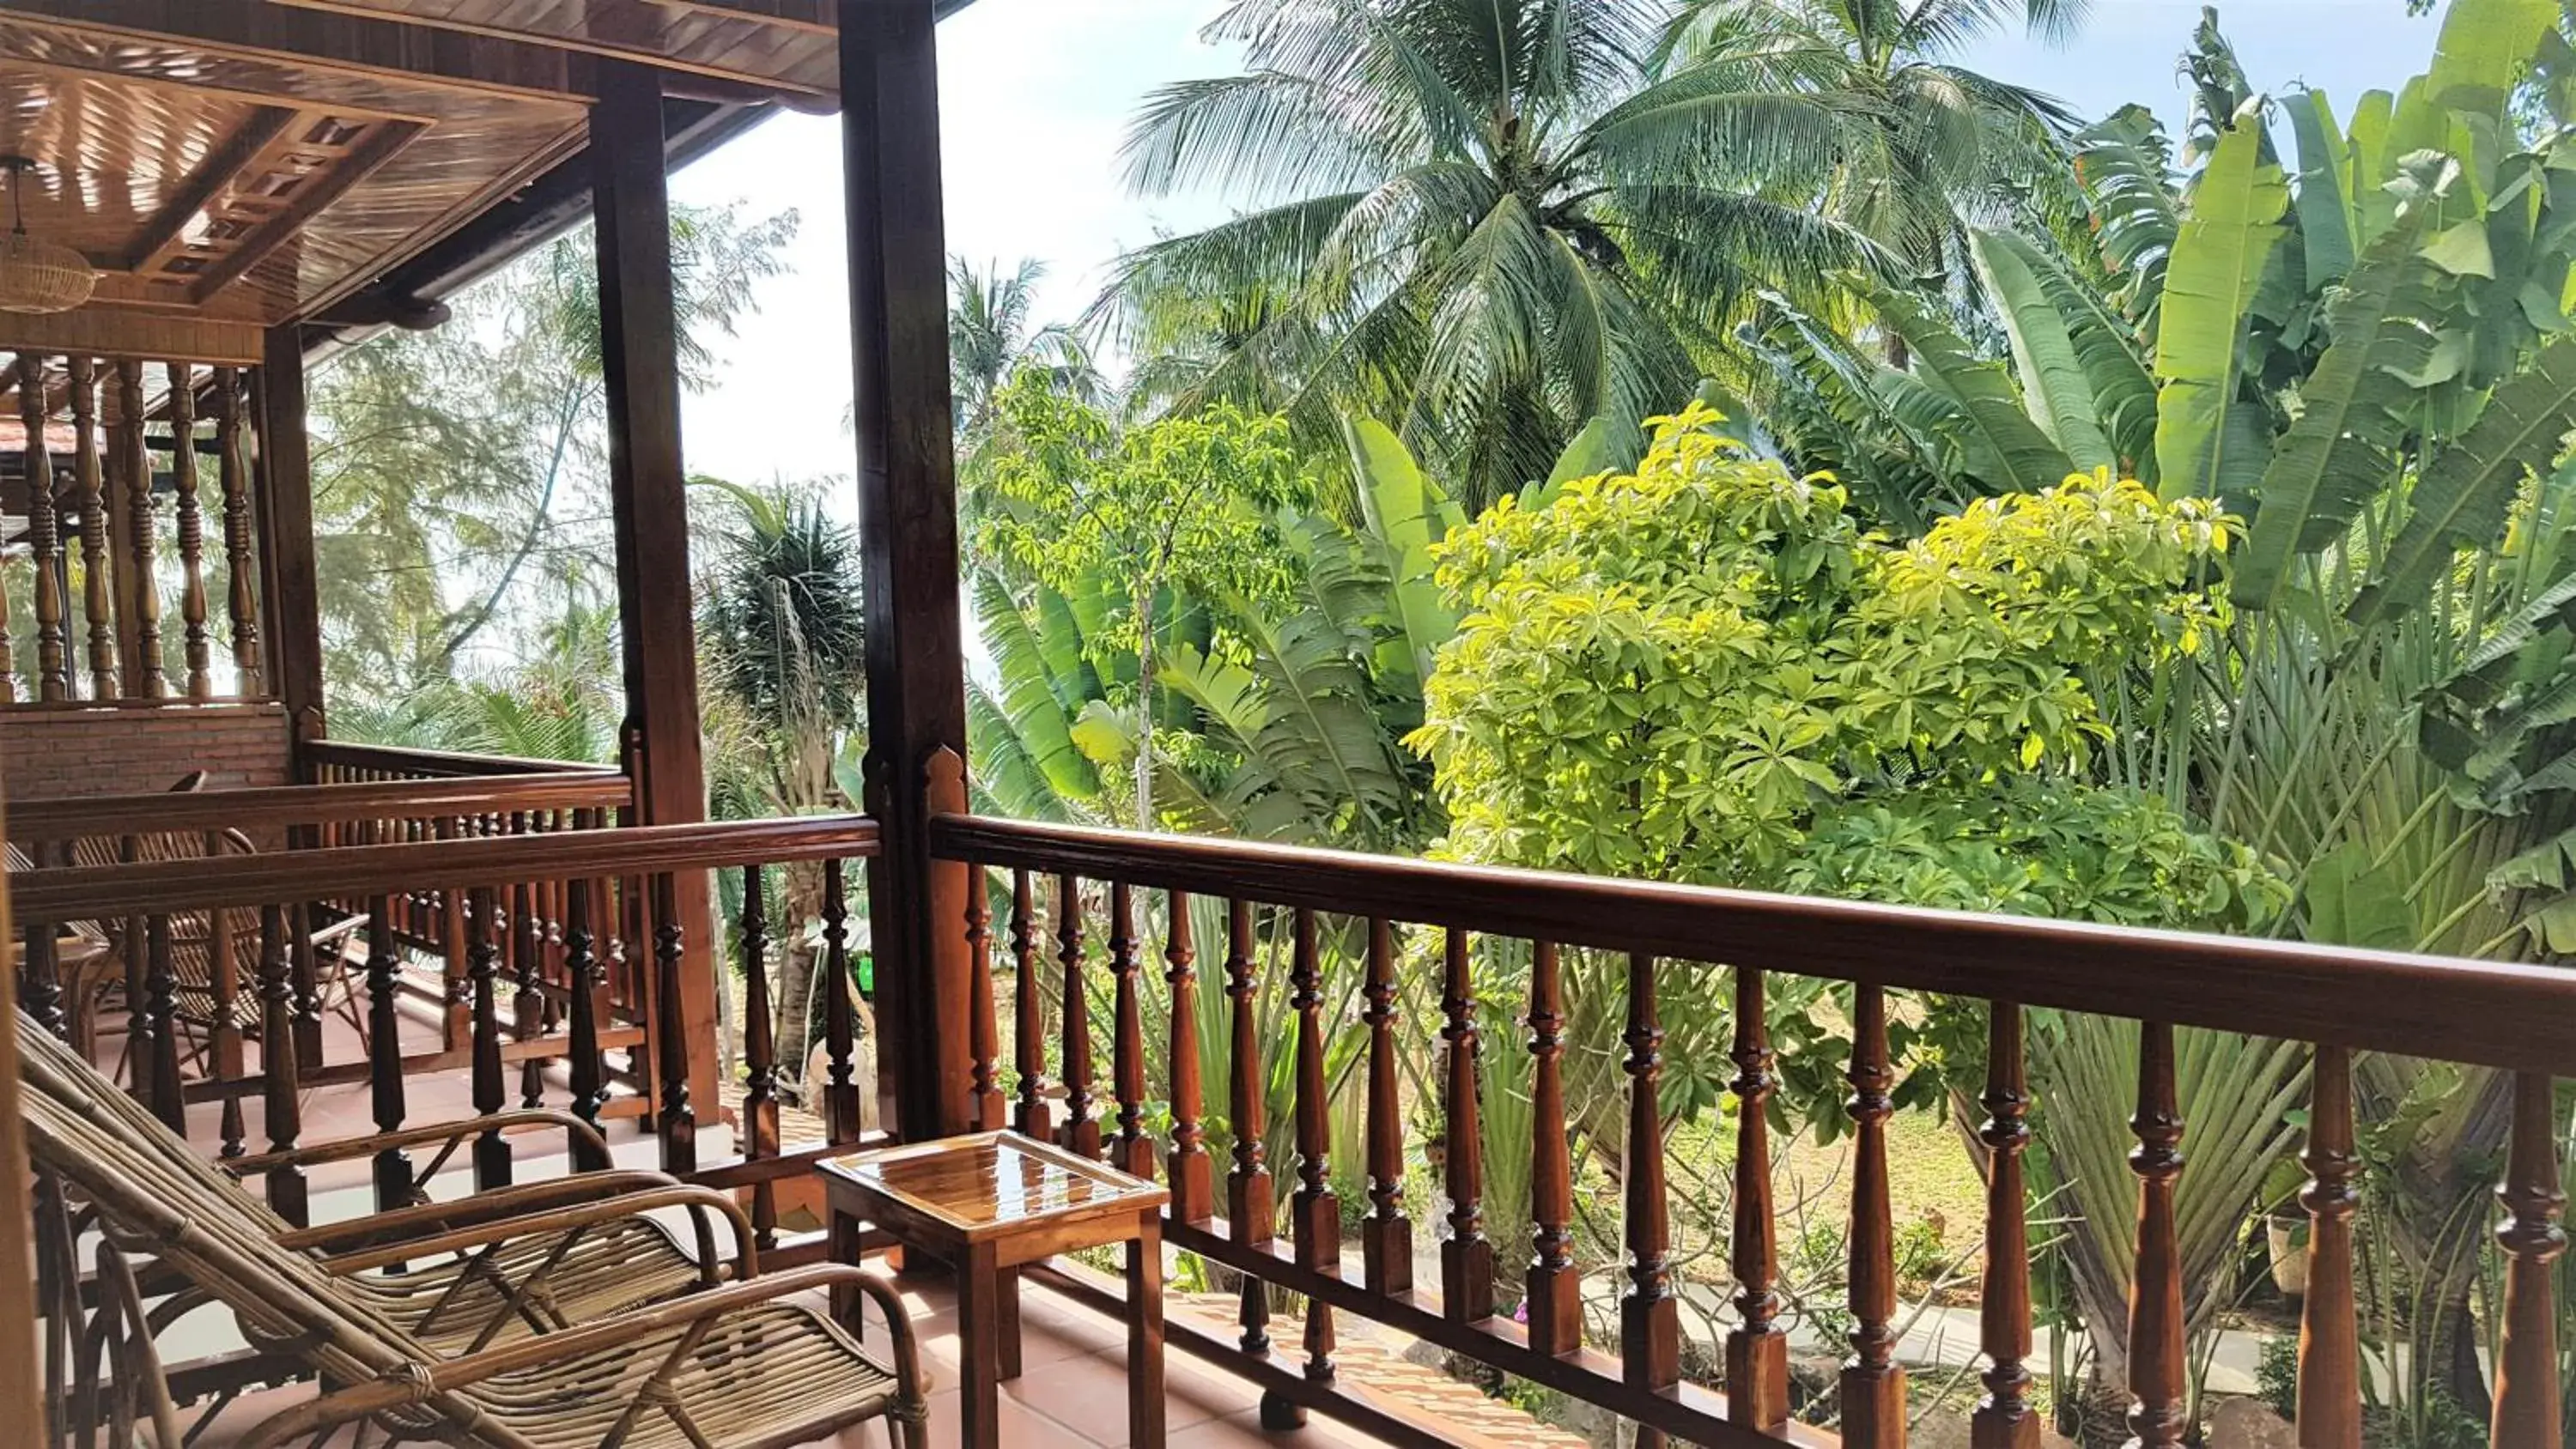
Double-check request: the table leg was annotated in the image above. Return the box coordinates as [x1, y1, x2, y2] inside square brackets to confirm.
[997, 1265, 1024, 1380]
[1127, 1216, 1166, 1448]
[958, 1240, 1004, 1449]
[828, 1207, 861, 1334]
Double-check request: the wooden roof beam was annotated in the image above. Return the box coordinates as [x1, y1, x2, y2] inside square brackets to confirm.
[0, 0, 598, 104]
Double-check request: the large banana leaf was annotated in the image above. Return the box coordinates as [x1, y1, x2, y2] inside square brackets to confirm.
[2153, 118, 2292, 500]
[1969, 228, 2118, 473]
[2286, 88, 2358, 284]
[2351, 334, 2576, 627]
[1868, 283, 2075, 494]
[1219, 590, 1412, 846]
[2075, 106, 2184, 330]
[975, 572, 1101, 800]
[1342, 415, 1460, 688]
[2397, 0, 2555, 162]
[967, 681, 1076, 822]
[2235, 214, 2445, 609]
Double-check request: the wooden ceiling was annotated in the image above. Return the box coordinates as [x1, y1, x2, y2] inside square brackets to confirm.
[0, 0, 876, 361]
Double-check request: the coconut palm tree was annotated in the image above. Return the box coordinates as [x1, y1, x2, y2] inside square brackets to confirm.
[1662, 0, 2089, 359]
[1098, 0, 1883, 510]
[949, 256, 1103, 440]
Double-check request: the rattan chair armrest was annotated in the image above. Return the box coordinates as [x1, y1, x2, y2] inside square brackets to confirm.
[228, 1108, 611, 1173]
[319, 1183, 756, 1284]
[276, 1168, 680, 1252]
[230, 1264, 928, 1449]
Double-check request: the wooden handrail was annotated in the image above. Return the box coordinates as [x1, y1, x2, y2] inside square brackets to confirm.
[7, 773, 630, 842]
[301, 741, 611, 778]
[13, 815, 878, 920]
[930, 812, 2576, 1076]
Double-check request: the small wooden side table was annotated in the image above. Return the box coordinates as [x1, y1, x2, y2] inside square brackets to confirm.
[821, 1130, 1170, 1449]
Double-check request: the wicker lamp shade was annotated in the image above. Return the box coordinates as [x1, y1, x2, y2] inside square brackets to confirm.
[0, 228, 94, 314]
[0, 156, 94, 316]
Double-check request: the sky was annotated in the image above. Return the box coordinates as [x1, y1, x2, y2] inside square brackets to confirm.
[667, 0, 2443, 496]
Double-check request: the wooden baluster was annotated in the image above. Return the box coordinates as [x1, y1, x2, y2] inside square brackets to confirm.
[741, 864, 781, 1250]
[563, 881, 610, 1168]
[167, 361, 212, 698]
[18, 919, 62, 1040]
[1725, 964, 1788, 1428]
[1225, 898, 1273, 1243]
[1010, 868, 1051, 1139]
[69, 357, 113, 699]
[258, 904, 307, 1225]
[117, 361, 161, 699]
[1441, 925, 1492, 1321]
[1525, 940, 1580, 1355]
[2126, 1022, 2186, 1449]
[1108, 882, 1151, 1176]
[216, 366, 261, 692]
[654, 873, 697, 1172]
[363, 906, 411, 1212]
[1360, 917, 1411, 1294]
[821, 857, 860, 1145]
[1058, 873, 1099, 1159]
[1165, 889, 1212, 1222]
[967, 863, 1001, 1130]
[2492, 1070, 2566, 1449]
[2294, 1042, 2360, 1449]
[1290, 906, 1339, 1269]
[1974, 1003, 2037, 1449]
[1624, 953, 1680, 1443]
[515, 878, 547, 1108]
[18, 354, 64, 700]
[467, 886, 510, 1189]
[208, 900, 245, 1160]
[141, 914, 183, 1131]
[289, 902, 324, 1070]
[1844, 983, 1905, 1449]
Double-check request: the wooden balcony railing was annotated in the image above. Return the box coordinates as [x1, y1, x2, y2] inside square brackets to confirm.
[2, 353, 271, 706]
[927, 810, 2576, 1449]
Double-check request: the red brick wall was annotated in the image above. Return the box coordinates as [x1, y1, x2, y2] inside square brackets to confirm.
[0, 702, 292, 803]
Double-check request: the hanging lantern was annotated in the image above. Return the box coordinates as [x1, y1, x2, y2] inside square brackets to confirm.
[0, 157, 94, 315]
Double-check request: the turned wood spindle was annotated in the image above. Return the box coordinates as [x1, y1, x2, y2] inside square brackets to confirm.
[15, 919, 61, 1040]
[18, 354, 64, 700]
[1225, 897, 1274, 1246]
[207, 894, 246, 1160]
[1057, 873, 1099, 1159]
[117, 361, 161, 698]
[653, 873, 696, 1173]
[1441, 925, 1492, 1321]
[1109, 882, 1151, 1177]
[167, 361, 213, 697]
[1361, 916, 1412, 1294]
[68, 358, 113, 700]
[514, 877, 547, 1108]
[1844, 983, 1906, 1449]
[1974, 1003, 2038, 1449]
[1166, 889, 1213, 1223]
[967, 863, 1002, 1130]
[2126, 1022, 2188, 1449]
[364, 906, 412, 1212]
[215, 366, 261, 691]
[2293, 1042, 2360, 1449]
[741, 864, 781, 1248]
[1726, 963, 1789, 1428]
[821, 857, 860, 1147]
[1525, 940, 1580, 1355]
[564, 881, 611, 1167]
[1290, 906, 1338, 1273]
[142, 914, 183, 1131]
[2491, 1070, 2567, 1449]
[467, 885, 511, 1190]
[258, 904, 307, 1225]
[1010, 869, 1051, 1139]
[1624, 952, 1680, 1442]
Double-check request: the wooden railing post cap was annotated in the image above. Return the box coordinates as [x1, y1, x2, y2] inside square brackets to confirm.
[924, 746, 966, 813]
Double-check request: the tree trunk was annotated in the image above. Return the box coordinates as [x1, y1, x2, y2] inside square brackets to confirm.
[770, 859, 825, 1105]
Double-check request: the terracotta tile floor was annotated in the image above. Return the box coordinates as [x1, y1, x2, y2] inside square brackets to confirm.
[183, 1269, 1387, 1449]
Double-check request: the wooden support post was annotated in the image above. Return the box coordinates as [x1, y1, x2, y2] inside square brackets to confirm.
[593, 61, 720, 1132]
[844, 0, 974, 1142]
[257, 328, 325, 749]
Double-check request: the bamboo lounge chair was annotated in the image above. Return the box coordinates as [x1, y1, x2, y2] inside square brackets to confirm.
[16, 1013, 734, 1363]
[23, 1076, 929, 1449]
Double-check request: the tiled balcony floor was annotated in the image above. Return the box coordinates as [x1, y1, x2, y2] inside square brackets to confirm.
[185, 1268, 1391, 1449]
